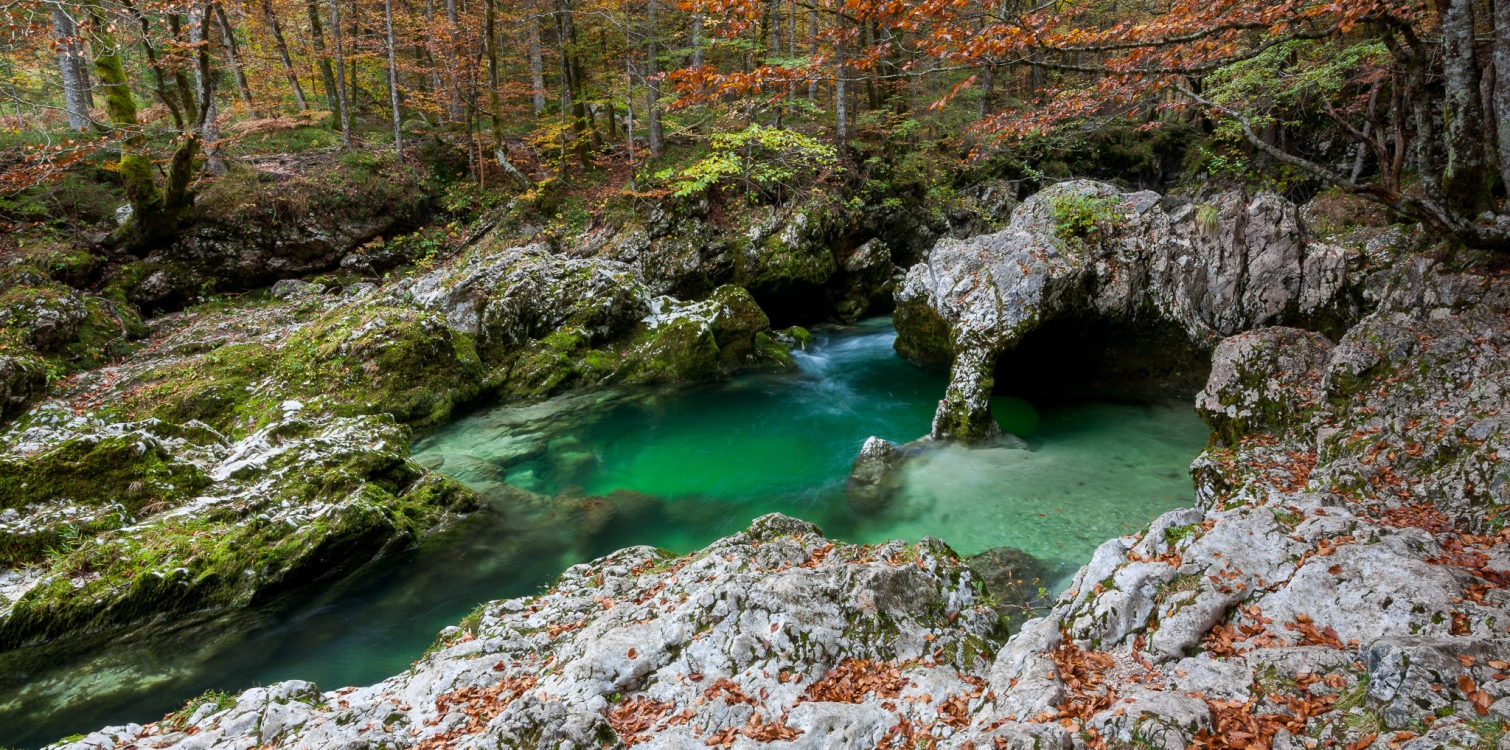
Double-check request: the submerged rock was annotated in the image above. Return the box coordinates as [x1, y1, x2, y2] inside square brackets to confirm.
[846, 435, 905, 513]
[895, 180, 1357, 442]
[965, 546, 1053, 629]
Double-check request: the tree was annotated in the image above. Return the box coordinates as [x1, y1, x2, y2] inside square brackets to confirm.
[672, 0, 1510, 250]
[48, 1, 91, 129]
[82, 0, 215, 247]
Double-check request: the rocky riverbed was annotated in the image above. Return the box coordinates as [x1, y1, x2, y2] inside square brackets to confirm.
[33, 181, 1510, 749]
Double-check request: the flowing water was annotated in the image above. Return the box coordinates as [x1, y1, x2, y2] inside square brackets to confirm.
[0, 318, 1210, 747]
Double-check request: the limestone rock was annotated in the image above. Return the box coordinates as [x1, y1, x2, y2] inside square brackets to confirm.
[78, 515, 1001, 750]
[1196, 327, 1333, 444]
[830, 238, 901, 322]
[895, 180, 1355, 442]
[846, 435, 904, 513]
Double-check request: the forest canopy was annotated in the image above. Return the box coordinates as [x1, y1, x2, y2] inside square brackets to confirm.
[0, 0, 1507, 249]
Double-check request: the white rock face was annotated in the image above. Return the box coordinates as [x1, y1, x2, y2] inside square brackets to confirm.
[895, 180, 1353, 441]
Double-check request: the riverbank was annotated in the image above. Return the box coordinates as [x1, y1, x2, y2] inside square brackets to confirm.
[43, 246, 1510, 750]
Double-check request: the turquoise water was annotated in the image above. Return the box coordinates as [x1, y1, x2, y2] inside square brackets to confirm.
[0, 318, 1209, 747]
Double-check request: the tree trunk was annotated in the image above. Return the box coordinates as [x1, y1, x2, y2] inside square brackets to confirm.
[484, 0, 530, 185]
[834, 18, 847, 142]
[87, 0, 205, 248]
[330, 0, 352, 144]
[691, 12, 704, 68]
[646, 0, 663, 156]
[86, 0, 159, 218]
[978, 63, 995, 119]
[1438, 0, 1494, 215]
[788, 0, 796, 57]
[768, 0, 780, 58]
[807, 8, 818, 102]
[1494, 0, 1510, 192]
[554, 0, 593, 166]
[384, 0, 403, 150]
[49, 3, 91, 130]
[190, 5, 226, 174]
[306, 0, 341, 120]
[261, 0, 309, 110]
[444, 0, 464, 119]
[213, 3, 256, 116]
[529, 14, 546, 114]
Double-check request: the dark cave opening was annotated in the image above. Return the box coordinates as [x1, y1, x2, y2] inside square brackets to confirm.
[991, 313, 1213, 405]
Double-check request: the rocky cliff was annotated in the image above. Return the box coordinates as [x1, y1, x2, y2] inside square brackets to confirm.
[49, 255, 1510, 750]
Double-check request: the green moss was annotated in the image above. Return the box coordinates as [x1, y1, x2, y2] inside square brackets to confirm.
[0, 454, 478, 650]
[0, 352, 47, 422]
[732, 198, 850, 294]
[163, 689, 237, 729]
[892, 297, 953, 364]
[0, 434, 211, 512]
[113, 304, 485, 435]
[627, 318, 721, 383]
[779, 326, 814, 350]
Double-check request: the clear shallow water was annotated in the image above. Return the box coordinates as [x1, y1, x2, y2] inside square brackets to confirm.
[0, 318, 1208, 747]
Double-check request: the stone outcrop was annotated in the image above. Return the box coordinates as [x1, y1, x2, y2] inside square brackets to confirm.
[602, 194, 909, 326]
[895, 180, 1357, 441]
[103, 150, 446, 312]
[53, 257, 1510, 750]
[0, 261, 147, 423]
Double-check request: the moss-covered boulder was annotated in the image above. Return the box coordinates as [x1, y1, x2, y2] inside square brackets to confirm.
[829, 238, 901, 323]
[399, 240, 649, 363]
[0, 432, 210, 512]
[1195, 327, 1333, 445]
[731, 198, 854, 321]
[0, 354, 46, 423]
[99, 148, 445, 313]
[0, 264, 146, 423]
[0, 413, 478, 650]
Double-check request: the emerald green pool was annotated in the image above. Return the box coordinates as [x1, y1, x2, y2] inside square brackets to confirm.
[0, 317, 1209, 747]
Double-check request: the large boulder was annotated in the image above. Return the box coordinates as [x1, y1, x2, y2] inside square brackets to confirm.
[105, 150, 444, 311]
[1195, 327, 1333, 444]
[895, 180, 1355, 441]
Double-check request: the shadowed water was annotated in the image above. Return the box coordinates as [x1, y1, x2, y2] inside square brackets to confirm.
[0, 318, 1209, 747]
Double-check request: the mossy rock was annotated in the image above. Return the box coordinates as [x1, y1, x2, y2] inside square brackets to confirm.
[627, 317, 722, 383]
[103, 259, 200, 313]
[892, 296, 953, 364]
[0, 433, 211, 512]
[0, 418, 479, 650]
[117, 305, 485, 435]
[733, 198, 853, 299]
[0, 353, 48, 422]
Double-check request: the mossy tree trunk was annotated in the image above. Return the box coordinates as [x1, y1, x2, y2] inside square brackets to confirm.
[88, 0, 211, 250]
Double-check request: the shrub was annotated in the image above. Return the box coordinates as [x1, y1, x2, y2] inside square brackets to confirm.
[1048, 192, 1125, 243]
